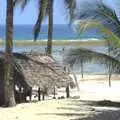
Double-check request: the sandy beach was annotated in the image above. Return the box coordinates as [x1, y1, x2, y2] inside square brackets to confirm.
[0, 40, 119, 120]
[0, 39, 105, 46]
[1, 99, 120, 120]
[0, 39, 119, 120]
[1, 0, 120, 119]
[1, 74, 120, 120]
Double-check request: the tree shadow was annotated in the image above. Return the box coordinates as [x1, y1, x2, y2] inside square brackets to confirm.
[71, 110, 120, 120]
[66, 100, 95, 107]
[57, 106, 95, 112]
[35, 99, 120, 120]
[66, 99, 120, 108]
[94, 100, 120, 108]
[36, 113, 85, 117]
[56, 99, 120, 120]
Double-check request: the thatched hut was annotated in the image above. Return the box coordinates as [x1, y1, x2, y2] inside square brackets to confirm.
[0, 52, 72, 105]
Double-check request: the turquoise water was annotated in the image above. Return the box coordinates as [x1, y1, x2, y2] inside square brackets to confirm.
[0, 24, 102, 40]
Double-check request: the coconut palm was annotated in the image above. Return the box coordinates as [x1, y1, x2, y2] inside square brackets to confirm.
[75, 20, 120, 86]
[107, 41, 112, 87]
[72, 1, 120, 86]
[74, 1, 120, 45]
[14, 0, 76, 55]
[4, 0, 16, 106]
[46, 0, 53, 55]
[64, 48, 120, 74]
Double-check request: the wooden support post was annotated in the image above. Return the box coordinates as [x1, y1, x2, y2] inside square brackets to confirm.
[38, 87, 41, 101]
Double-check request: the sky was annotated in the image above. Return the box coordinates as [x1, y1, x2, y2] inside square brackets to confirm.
[0, 0, 120, 25]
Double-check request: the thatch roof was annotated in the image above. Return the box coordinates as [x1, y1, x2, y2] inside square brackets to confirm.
[0, 51, 73, 90]
[13, 52, 71, 90]
[0, 52, 74, 105]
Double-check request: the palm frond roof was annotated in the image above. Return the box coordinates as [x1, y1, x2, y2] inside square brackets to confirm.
[0, 52, 72, 90]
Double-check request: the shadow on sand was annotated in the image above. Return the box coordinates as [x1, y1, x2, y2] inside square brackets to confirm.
[57, 100, 120, 120]
[35, 99, 120, 120]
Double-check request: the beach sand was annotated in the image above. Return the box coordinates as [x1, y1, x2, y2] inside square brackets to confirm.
[1, 74, 120, 120]
[1, 99, 120, 120]
[0, 40, 119, 119]
[0, 39, 105, 46]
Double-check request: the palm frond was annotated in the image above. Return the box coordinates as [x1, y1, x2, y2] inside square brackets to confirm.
[33, 0, 49, 40]
[14, 0, 21, 6]
[64, 0, 76, 23]
[64, 48, 120, 73]
[14, 0, 49, 40]
[14, 0, 30, 9]
[76, 1, 120, 38]
[98, 4, 120, 37]
[75, 20, 120, 47]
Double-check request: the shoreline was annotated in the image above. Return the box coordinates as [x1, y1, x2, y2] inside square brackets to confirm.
[0, 39, 105, 46]
[74, 74, 120, 81]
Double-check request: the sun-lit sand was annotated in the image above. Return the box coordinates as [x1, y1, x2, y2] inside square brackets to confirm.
[70, 74, 120, 101]
[0, 39, 105, 46]
[1, 74, 120, 120]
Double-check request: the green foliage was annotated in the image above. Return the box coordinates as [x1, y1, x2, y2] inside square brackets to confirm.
[74, 1, 120, 47]
[64, 48, 120, 73]
[75, 20, 120, 47]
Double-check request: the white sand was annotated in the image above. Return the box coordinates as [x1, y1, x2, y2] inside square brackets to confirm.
[1, 74, 120, 120]
[70, 74, 120, 101]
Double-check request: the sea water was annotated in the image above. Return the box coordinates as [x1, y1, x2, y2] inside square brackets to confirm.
[0, 24, 107, 74]
[0, 24, 102, 40]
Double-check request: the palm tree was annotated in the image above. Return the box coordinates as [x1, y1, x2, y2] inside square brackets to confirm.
[46, 0, 53, 55]
[72, 1, 120, 86]
[107, 40, 112, 87]
[64, 48, 120, 75]
[74, 1, 120, 45]
[80, 59, 84, 79]
[14, 0, 76, 55]
[4, 0, 16, 107]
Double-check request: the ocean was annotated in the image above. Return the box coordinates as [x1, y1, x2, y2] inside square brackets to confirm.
[0, 24, 107, 74]
[0, 24, 102, 40]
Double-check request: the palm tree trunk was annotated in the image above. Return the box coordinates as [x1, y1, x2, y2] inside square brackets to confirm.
[38, 87, 41, 101]
[4, 0, 16, 107]
[46, 0, 53, 55]
[108, 41, 112, 87]
[108, 72, 111, 87]
[42, 92, 45, 100]
[53, 86, 56, 99]
[73, 73, 80, 91]
[80, 60, 84, 79]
